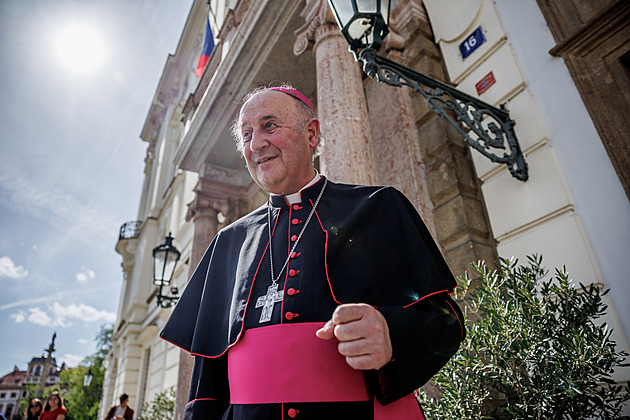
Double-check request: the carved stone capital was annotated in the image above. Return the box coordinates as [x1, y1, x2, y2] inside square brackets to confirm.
[186, 177, 249, 224]
[293, 0, 337, 56]
[186, 199, 219, 223]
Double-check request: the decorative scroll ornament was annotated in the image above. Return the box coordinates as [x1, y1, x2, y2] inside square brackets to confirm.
[294, 0, 338, 56]
[358, 48, 528, 181]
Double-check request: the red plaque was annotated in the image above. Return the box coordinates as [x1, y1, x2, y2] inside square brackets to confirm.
[475, 71, 496, 95]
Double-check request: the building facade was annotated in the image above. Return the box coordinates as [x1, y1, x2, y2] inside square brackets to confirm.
[0, 356, 65, 420]
[101, 0, 630, 418]
[24, 357, 63, 388]
[0, 367, 26, 420]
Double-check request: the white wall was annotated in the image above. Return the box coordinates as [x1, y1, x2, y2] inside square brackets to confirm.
[495, 0, 630, 354]
[423, 0, 630, 390]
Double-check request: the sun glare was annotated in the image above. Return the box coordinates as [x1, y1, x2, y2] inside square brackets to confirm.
[54, 23, 106, 73]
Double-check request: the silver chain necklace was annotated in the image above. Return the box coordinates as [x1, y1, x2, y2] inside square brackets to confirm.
[267, 178, 328, 283]
[255, 179, 327, 323]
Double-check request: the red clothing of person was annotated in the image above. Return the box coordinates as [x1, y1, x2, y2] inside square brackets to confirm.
[40, 407, 66, 420]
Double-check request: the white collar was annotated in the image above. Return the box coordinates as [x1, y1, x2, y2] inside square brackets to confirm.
[271, 171, 321, 205]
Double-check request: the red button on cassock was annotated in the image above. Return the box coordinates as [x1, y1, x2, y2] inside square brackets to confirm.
[289, 269, 300, 277]
[285, 312, 298, 320]
[292, 218, 301, 225]
[292, 205, 302, 211]
[290, 252, 301, 258]
[287, 288, 299, 296]
[288, 408, 299, 418]
[291, 235, 298, 241]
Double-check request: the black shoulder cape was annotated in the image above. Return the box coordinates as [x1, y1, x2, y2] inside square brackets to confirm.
[160, 178, 457, 359]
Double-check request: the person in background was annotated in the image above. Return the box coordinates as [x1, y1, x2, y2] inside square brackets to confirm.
[24, 398, 43, 420]
[104, 393, 134, 420]
[40, 392, 65, 420]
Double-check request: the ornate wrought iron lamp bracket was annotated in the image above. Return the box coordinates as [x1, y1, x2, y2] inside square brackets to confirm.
[357, 47, 528, 181]
[156, 283, 179, 308]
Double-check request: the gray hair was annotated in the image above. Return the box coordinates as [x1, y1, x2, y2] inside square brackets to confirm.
[230, 84, 324, 161]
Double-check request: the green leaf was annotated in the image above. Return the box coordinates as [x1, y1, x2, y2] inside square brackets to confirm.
[417, 255, 630, 419]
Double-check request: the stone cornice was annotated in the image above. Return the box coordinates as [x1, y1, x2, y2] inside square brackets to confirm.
[549, 0, 630, 57]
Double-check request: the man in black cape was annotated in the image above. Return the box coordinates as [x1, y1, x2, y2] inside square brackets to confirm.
[160, 85, 465, 419]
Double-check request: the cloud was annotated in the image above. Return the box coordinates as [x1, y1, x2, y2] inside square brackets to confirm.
[11, 307, 53, 326]
[60, 353, 84, 368]
[0, 256, 28, 279]
[76, 268, 95, 282]
[11, 311, 25, 323]
[0, 283, 118, 311]
[0, 294, 61, 311]
[10, 302, 115, 327]
[77, 338, 88, 344]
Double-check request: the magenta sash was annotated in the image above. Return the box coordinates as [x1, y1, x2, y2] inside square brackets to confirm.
[228, 322, 369, 403]
[227, 322, 424, 419]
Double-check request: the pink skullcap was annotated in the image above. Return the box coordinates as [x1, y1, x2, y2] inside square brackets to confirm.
[266, 87, 315, 113]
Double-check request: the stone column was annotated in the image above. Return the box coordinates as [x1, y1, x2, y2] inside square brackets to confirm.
[294, 0, 378, 185]
[173, 176, 248, 420]
[364, 48, 437, 237]
[392, 0, 498, 277]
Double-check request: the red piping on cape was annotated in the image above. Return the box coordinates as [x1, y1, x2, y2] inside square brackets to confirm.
[313, 203, 342, 305]
[445, 296, 465, 341]
[314, 204, 455, 309]
[278, 206, 293, 324]
[161, 209, 283, 359]
[161, 176, 459, 358]
[402, 289, 451, 308]
[218, 208, 283, 357]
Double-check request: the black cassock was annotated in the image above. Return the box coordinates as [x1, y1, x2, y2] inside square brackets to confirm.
[160, 176, 465, 420]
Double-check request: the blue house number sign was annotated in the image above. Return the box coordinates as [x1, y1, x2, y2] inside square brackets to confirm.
[459, 26, 485, 60]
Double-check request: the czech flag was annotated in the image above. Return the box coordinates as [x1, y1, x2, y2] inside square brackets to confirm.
[195, 14, 215, 77]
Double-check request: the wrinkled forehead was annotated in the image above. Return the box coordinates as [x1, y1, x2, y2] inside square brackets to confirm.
[239, 90, 298, 126]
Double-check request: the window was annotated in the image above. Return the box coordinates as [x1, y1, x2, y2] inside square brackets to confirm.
[138, 347, 152, 417]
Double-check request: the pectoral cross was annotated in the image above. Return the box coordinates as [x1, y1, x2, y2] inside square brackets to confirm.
[255, 283, 284, 323]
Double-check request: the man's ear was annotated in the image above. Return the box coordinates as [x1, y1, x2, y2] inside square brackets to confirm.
[307, 118, 319, 149]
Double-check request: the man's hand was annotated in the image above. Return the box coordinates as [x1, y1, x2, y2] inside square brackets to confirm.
[316, 303, 393, 370]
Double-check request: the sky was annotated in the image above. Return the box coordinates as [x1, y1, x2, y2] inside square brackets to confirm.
[0, 0, 193, 376]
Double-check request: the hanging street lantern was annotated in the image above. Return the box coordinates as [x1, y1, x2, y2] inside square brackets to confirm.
[83, 367, 93, 387]
[327, 0, 528, 181]
[328, 0, 392, 51]
[152, 233, 181, 308]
